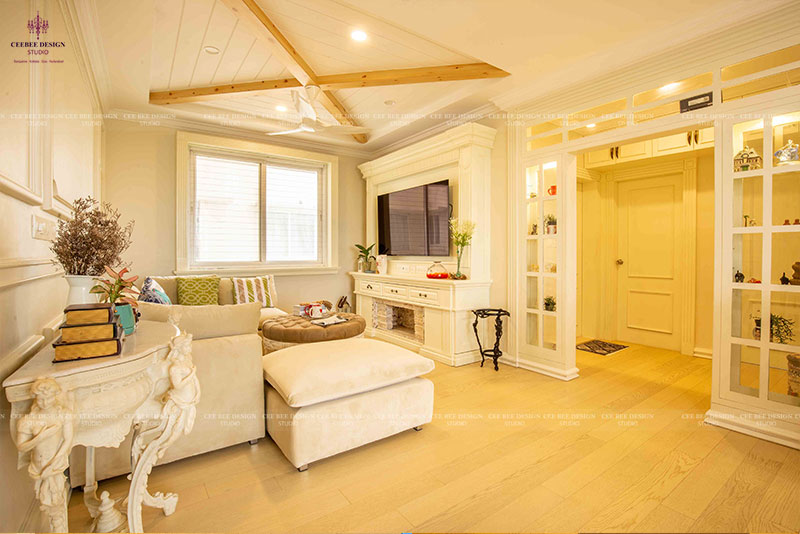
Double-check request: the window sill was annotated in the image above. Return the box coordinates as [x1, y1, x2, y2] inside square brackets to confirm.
[173, 266, 341, 277]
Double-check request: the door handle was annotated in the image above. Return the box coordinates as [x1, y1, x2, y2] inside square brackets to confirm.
[687, 131, 692, 146]
[610, 147, 615, 159]
[615, 146, 620, 159]
[694, 130, 699, 144]
[616, 259, 624, 265]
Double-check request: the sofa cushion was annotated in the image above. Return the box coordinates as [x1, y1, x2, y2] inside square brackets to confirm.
[138, 277, 171, 305]
[177, 276, 220, 306]
[148, 275, 276, 307]
[262, 338, 435, 408]
[232, 276, 273, 307]
[138, 301, 260, 340]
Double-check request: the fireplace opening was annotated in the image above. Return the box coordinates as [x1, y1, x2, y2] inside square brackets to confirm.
[373, 298, 425, 344]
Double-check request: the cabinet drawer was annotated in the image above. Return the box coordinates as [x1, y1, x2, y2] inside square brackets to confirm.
[408, 288, 438, 303]
[383, 285, 408, 298]
[359, 281, 382, 295]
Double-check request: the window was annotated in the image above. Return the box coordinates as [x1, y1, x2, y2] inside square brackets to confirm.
[187, 148, 327, 271]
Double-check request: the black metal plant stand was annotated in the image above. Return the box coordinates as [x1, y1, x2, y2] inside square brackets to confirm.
[471, 308, 510, 371]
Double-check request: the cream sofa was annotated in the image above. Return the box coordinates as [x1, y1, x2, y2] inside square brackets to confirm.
[69, 301, 266, 487]
[263, 338, 435, 470]
[141, 275, 287, 328]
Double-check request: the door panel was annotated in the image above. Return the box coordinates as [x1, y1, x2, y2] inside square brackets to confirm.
[653, 132, 693, 156]
[615, 141, 652, 163]
[616, 175, 682, 350]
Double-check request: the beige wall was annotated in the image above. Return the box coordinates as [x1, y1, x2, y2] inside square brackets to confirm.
[102, 119, 367, 310]
[578, 151, 715, 354]
[0, 2, 98, 529]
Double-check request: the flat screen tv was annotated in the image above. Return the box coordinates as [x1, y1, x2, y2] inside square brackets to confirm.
[377, 180, 450, 256]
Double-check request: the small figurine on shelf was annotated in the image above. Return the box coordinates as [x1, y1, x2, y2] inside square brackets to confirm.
[544, 214, 557, 235]
[785, 219, 792, 225]
[747, 277, 761, 284]
[529, 264, 539, 272]
[529, 191, 537, 199]
[794, 219, 800, 225]
[530, 223, 538, 236]
[781, 272, 791, 285]
[734, 146, 763, 171]
[734, 270, 745, 283]
[743, 215, 758, 227]
[791, 261, 800, 286]
[774, 139, 799, 165]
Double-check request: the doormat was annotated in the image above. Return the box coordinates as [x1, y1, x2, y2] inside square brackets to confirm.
[577, 339, 628, 355]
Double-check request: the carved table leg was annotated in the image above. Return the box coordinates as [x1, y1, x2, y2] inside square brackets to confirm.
[126, 332, 199, 533]
[84, 446, 101, 518]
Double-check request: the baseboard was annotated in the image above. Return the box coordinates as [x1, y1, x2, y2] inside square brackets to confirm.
[693, 347, 713, 359]
[705, 407, 800, 450]
[516, 358, 580, 381]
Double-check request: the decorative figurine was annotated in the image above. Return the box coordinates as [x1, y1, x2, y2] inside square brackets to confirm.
[774, 139, 799, 165]
[734, 270, 745, 283]
[785, 219, 792, 225]
[791, 261, 800, 286]
[734, 145, 763, 172]
[795, 218, 800, 225]
[530, 223, 538, 236]
[747, 277, 761, 284]
[781, 272, 791, 285]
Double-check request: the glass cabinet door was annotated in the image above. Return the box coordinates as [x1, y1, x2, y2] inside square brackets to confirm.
[724, 112, 800, 408]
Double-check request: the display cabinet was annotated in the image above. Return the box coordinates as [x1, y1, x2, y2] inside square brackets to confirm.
[711, 106, 800, 446]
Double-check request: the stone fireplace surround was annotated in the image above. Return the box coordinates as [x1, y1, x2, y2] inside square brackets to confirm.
[373, 298, 425, 343]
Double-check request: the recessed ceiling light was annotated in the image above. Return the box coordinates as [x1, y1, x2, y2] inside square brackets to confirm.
[384, 99, 396, 106]
[203, 45, 220, 55]
[586, 123, 596, 129]
[351, 29, 367, 42]
[659, 82, 680, 92]
[275, 105, 288, 112]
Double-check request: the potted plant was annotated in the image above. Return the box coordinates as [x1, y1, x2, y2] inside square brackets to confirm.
[449, 218, 476, 280]
[91, 266, 140, 335]
[751, 312, 795, 344]
[544, 214, 557, 235]
[543, 296, 556, 312]
[355, 243, 376, 273]
[50, 197, 134, 305]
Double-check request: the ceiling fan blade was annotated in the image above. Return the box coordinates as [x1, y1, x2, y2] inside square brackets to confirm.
[267, 127, 312, 136]
[292, 90, 317, 122]
[316, 123, 371, 135]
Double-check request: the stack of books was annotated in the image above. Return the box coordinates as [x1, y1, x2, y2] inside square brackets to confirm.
[52, 303, 124, 362]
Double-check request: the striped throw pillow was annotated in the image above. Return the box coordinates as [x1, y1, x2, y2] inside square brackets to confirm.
[231, 277, 273, 307]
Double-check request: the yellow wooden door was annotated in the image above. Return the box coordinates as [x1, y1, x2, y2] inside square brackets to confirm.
[616, 174, 683, 350]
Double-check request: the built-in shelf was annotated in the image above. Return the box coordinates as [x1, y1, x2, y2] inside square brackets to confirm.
[732, 226, 764, 234]
[732, 282, 765, 290]
[771, 225, 800, 233]
[772, 163, 800, 175]
[732, 168, 764, 179]
[771, 284, 800, 293]
[526, 271, 557, 277]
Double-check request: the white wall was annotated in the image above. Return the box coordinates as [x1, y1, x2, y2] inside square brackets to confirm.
[0, 2, 98, 530]
[102, 119, 367, 309]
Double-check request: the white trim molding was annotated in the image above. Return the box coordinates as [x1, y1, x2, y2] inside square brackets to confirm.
[175, 130, 339, 275]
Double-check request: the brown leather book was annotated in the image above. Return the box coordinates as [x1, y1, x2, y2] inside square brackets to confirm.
[52, 330, 123, 362]
[60, 318, 121, 343]
[64, 303, 114, 325]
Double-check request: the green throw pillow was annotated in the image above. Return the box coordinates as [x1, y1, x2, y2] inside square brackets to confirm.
[176, 276, 220, 306]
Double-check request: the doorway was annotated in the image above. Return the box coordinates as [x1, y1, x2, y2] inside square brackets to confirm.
[576, 130, 715, 356]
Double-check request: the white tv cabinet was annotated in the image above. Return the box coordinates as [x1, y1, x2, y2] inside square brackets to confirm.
[350, 272, 491, 366]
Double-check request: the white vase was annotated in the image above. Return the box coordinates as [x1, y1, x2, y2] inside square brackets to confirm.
[65, 275, 98, 306]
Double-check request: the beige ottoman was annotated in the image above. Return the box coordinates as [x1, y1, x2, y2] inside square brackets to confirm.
[262, 337, 435, 470]
[260, 312, 366, 353]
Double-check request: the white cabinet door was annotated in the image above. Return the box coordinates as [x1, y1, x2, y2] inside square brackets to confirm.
[585, 147, 615, 168]
[695, 127, 714, 149]
[615, 140, 652, 163]
[653, 132, 693, 156]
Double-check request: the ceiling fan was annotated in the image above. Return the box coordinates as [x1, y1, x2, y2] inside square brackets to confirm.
[268, 85, 371, 137]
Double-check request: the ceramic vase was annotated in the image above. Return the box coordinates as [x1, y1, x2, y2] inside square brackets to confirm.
[65, 275, 98, 306]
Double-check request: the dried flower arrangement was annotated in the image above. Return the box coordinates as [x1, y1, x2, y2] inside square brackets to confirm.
[50, 197, 134, 275]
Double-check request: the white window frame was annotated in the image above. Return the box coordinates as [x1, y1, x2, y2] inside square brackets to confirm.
[176, 131, 339, 276]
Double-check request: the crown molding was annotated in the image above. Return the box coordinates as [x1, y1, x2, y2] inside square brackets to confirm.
[359, 121, 497, 179]
[107, 108, 373, 159]
[370, 102, 500, 159]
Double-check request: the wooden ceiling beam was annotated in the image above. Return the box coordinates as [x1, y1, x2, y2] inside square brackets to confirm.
[220, 0, 367, 143]
[149, 63, 509, 105]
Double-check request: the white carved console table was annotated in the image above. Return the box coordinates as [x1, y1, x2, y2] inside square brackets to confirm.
[2, 320, 200, 533]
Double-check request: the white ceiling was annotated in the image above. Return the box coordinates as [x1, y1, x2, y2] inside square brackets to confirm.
[90, 0, 795, 154]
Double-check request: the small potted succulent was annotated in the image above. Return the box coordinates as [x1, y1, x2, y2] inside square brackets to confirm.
[544, 214, 557, 235]
[543, 296, 556, 312]
[91, 266, 140, 335]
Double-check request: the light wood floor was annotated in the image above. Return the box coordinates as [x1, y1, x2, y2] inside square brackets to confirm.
[67, 343, 800, 533]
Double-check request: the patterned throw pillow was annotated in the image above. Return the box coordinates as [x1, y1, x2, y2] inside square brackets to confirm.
[138, 277, 172, 305]
[231, 277, 273, 307]
[176, 276, 220, 306]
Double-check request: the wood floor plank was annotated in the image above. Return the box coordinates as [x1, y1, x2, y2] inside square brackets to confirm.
[64, 345, 800, 534]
